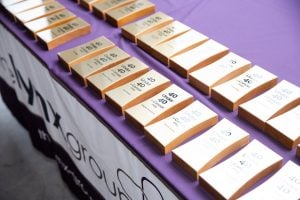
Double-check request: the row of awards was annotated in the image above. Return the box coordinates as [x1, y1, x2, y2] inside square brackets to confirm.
[57, 36, 300, 199]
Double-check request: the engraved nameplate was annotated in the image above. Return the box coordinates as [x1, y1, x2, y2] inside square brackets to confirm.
[137, 21, 191, 54]
[239, 161, 300, 200]
[105, 70, 171, 115]
[15, 1, 64, 24]
[238, 80, 300, 130]
[106, 0, 155, 27]
[145, 101, 218, 154]
[58, 36, 115, 71]
[6, 0, 54, 19]
[71, 46, 130, 86]
[265, 105, 300, 149]
[80, 0, 104, 11]
[199, 139, 283, 200]
[211, 66, 278, 111]
[169, 39, 229, 78]
[152, 29, 209, 66]
[37, 18, 91, 50]
[189, 52, 251, 95]
[93, 0, 136, 20]
[125, 84, 194, 131]
[87, 57, 149, 98]
[172, 118, 249, 179]
[121, 11, 173, 43]
[24, 9, 76, 40]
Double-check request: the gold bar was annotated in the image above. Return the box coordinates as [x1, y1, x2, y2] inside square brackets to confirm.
[80, 0, 104, 11]
[238, 80, 300, 131]
[239, 161, 300, 199]
[137, 20, 190, 54]
[125, 84, 194, 131]
[265, 105, 300, 150]
[15, 1, 65, 24]
[121, 11, 173, 43]
[151, 29, 209, 66]
[24, 9, 76, 40]
[199, 140, 282, 200]
[87, 57, 149, 98]
[105, 70, 171, 115]
[211, 66, 278, 111]
[144, 100, 219, 154]
[169, 39, 229, 78]
[37, 18, 91, 50]
[58, 36, 115, 71]
[92, 0, 136, 20]
[172, 119, 249, 178]
[106, 0, 155, 27]
[6, 0, 54, 21]
[71, 46, 130, 86]
[189, 52, 251, 95]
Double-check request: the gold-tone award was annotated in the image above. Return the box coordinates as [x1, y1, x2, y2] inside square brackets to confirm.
[265, 105, 300, 149]
[145, 100, 218, 154]
[93, 0, 136, 20]
[37, 17, 91, 50]
[151, 29, 209, 66]
[172, 118, 249, 179]
[211, 66, 278, 111]
[58, 36, 115, 71]
[199, 140, 283, 200]
[15, 1, 65, 24]
[189, 52, 251, 95]
[87, 57, 149, 98]
[239, 161, 300, 200]
[121, 11, 173, 43]
[238, 80, 300, 130]
[137, 21, 191, 54]
[24, 9, 76, 40]
[71, 46, 130, 85]
[169, 39, 229, 78]
[125, 84, 194, 131]
[105, 70, 171, 115]
[106, 0, 155, 27]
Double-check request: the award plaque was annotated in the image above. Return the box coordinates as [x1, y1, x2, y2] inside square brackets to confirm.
[265, 105, 300, 149]
[105, 70, 171, 115]
[106, 0, 155, 27]
[137, 21, 191, 54]
[80, 0, 104, 11]
[6, 0, 54, 21]
[24, 10, 76, 40]
[71, 46, 130, 86]
[151, 29, 209, 66]
[169, 39, 229, 78]
[211, 66, 278, 111]
[37, 18, 91, 50]
[92, 0, 136, 20]
[1, 0, 26, 7]
[15, 1, 65, 24]
[125, 84, 194, 131]
[239, 161, 300, 200]
[172, 118, 249, 179]
[199, 140, 283, 200]
[189, 52, 251, 95]
[238, 80, 300, 130]
[145, 101, 218, 154]
[121, 11, 173, 43]
[58, 36, 115, 71]
[87, 57, 149, 98]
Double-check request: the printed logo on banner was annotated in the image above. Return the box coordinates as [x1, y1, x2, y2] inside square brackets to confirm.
[0, 34, 174, 199]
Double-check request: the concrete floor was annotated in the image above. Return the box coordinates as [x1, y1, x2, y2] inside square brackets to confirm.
[0, 94, 77, 200]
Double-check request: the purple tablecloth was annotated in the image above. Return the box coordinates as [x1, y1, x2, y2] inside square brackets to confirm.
[1, 0, 299, 199]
